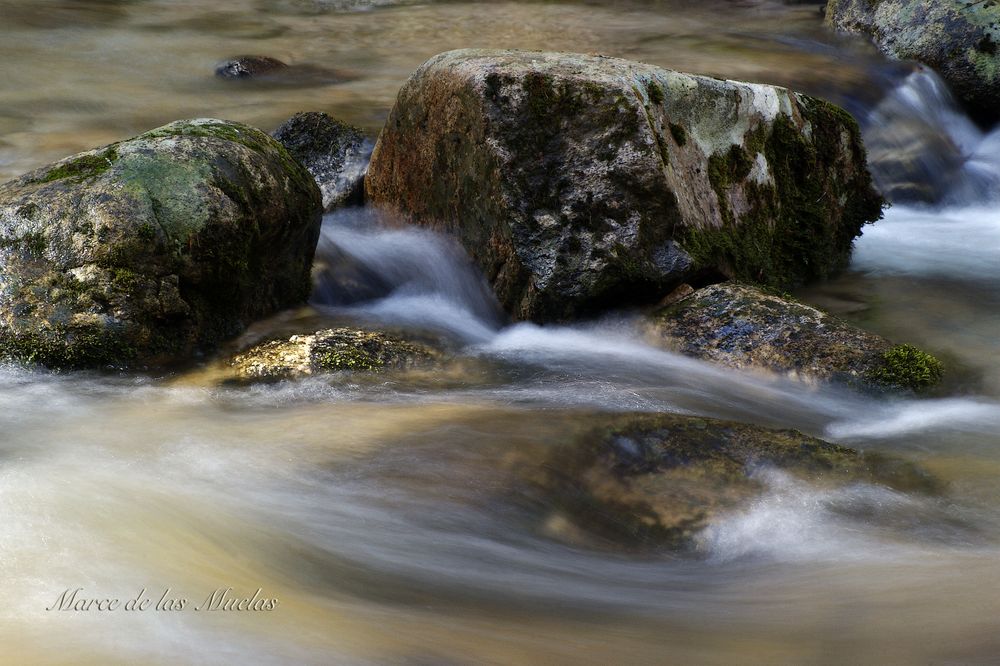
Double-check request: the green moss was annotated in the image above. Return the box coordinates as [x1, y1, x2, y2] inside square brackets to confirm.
[35, 148, 118, 184]
[668, 122, 687, 146]
[0, 324, 137, 370]
[645, 79, 665, 105]
[868, 343, 944, 391]
[315, 347, 383, 372]
[677, 97, 883, 289]
[137, 119, 317, 199]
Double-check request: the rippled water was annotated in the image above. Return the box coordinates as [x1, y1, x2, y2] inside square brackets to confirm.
[3, 1, 1000, 664]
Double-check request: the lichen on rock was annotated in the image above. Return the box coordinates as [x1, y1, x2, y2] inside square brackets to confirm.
[230, 327, 438, 381]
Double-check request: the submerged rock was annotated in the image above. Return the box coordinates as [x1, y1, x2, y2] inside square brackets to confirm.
[366, 49, 882, 321]
[272, 112, 371, 210]
[825, 0, 1000, 125]
[0, 118, 322, 369]
[230, 327, 438, 381]
[530, 413, 940, 550]
[215, 56, 346, 87]
[215, 55, 289, 79]
[649, 282, 944, 392]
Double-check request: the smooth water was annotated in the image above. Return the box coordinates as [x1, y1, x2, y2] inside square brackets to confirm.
[2, 1, 1000, 664]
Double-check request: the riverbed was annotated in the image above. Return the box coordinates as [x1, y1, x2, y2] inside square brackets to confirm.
[2, 1, 1000, 663]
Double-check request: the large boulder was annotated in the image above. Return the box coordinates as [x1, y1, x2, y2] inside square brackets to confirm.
[825, 0, 1000, 125]
[366, 49, 882, 321]
[524, 413, 940, 550]
[0, 118, 322, 369]
[649, 282, 944, 392]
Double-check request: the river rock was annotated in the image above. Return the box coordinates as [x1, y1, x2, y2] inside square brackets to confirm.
[0, 118, 322, 369]
[366, 49, 883, 321]
[272, 112, 371, 210]
[825, 0, 1000, 125]
[649, 282, 944, 392]
[229, 327, 438, 381]
[215, 55, 289, 79]
[529, 413, 940, 550]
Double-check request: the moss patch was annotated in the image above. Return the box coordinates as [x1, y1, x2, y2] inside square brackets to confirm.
[868, 343, 944, 391]
[35, 148, 118, 184]
[678, 98, 883, 289]
[668, 122, 687, 146]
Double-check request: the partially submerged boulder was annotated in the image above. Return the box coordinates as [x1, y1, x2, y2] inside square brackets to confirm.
[530, 413, 940, 550]
[366, 49, 882, 321]
[0, 118, 322, 369]
[215, 55, 289, 79]
[649, 282, 944, 392]
[825, 0, 1000, 125]
[214, 56, 346, 87]
[272, 112, 371, 210]
[230, 327, 438, 381]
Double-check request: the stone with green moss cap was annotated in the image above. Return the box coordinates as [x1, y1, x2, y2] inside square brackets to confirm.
[229, 327, 439, 381]
[825, 0, 1000, 125]
[648, 282, 944, 392]
[366, 49, 882, 322]
[524, 412, 941, 550]
[0, 118, 322, 369]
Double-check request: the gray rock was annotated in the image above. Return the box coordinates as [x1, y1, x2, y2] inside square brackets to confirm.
[272, 112, 371, 210]
[366, 49, 883, 321]
[649, 282, 944, 392]
[0, 118, 322, 369]
[825, 0, 1000, 125]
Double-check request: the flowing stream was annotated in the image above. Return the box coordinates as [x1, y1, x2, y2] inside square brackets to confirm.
[2, 1, 1000, 663]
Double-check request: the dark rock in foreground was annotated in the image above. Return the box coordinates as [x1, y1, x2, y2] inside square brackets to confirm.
[366, 49, 883, 321]
[529, 413, 941, 550]
[0, 118, 322, 369]
[649, 282, 944, 392]
[826, 0, 1000, 125]
[272, 112, 371, 211]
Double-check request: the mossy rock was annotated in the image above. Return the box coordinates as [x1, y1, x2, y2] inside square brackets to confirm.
[0, 118, 322, 369]
[271, 112, 371, 211]
[366, 49, 882, 322]
[826, 0, 1000, 125]
[529, 413, 941, 550]
[650, 282, 944, 392]
[229, 327, 439, 381]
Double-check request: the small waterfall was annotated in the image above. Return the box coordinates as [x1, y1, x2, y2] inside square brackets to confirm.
[310, 207, 505, 342]
[863, 67, 1000, 205]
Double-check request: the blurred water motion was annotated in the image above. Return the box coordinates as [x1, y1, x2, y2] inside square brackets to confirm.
[2, 1, 1000, 664]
